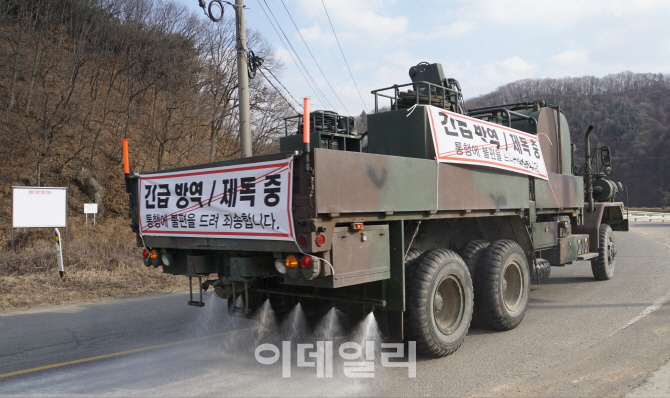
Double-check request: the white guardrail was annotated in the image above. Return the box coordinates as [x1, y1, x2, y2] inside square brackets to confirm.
[627, 210, 670, 223]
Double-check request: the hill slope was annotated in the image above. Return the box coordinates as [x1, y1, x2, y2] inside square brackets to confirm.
[466, 72, 670, 208]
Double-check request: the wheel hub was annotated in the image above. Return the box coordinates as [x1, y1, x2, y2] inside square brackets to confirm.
[433, 275, 464, 335]
[434, 291, 444, 315]
[502, 260, 524, 312]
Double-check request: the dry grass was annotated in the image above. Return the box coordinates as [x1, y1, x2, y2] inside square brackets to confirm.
[0, 217, 187, 311]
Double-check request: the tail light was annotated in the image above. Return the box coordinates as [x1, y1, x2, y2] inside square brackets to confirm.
[142, 249, 151, 267]
[161, 253, 173, 267]
[298, 235, 307, 246]
[300, 255, 313, 268]
[274, 259, 287, 274]
[316, 234, 326, 246]
[300, 255, 321, 280]
[286, 255, 300, 278]
[150, 249, 160, 267]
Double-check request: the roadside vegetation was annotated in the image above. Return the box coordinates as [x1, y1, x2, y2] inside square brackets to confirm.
[0, 0, 289, 310]
[0, 217, 187, 310]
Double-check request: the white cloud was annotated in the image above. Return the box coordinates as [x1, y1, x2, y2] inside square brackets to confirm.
[274, 47, 294, 65]
[466, 56, 539, 93]
[409, 20, 477, 40]
[547, 49, 591, 77]
[490, 56, 538, 77]
[298, 0, 409, 43]
[297, 23, 327, 43]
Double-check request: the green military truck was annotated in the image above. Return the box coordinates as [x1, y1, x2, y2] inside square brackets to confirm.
[127, 62, 628, 358]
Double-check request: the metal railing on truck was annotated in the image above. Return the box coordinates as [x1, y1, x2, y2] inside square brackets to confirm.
[371, 81, 461, 113]
[371, 81, 537, 128]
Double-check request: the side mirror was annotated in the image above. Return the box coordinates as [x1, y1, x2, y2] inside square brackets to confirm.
[601, 146, 611, 167]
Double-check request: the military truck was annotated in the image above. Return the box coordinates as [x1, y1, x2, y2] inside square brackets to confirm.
[127, 62, 628, 358]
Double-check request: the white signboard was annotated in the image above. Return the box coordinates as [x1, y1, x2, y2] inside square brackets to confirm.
[12, 187, 68, 228]
[84, 203, 98, 214]
[426, 106, 548, 179]
[139, 159, 295, 240]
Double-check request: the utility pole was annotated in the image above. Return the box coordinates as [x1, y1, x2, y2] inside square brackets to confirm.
[235, 0, 252, 158]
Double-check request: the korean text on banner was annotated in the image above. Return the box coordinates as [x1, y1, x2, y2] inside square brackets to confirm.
[139, 159, 295, 241]
[426, 106, 548, 180]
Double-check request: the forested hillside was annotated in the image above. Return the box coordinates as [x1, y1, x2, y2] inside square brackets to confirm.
[0, 0, 294, 243]
[465, 72, 670, 208]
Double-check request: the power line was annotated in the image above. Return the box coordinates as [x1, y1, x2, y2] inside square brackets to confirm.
[305, 1, 348, 83]
[257, 0, 329, 109]
[279, 0, 351, 115]
[258, 0, 335, 110]
[321, 0, 368, 113]
[258, 70, 299, 114]
[260, 68, 303, 113]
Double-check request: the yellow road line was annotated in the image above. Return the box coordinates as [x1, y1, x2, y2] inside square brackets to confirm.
[0, 326, 256, 379]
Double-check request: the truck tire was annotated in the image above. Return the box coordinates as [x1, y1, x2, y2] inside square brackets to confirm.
[459, 240, 489, 327]
[534, 259, 551, 282]
[405, 249, 473, 357]
[475, 240, 530, 331]
[403, 249, 424, 339]
[591, 224, 616, 280]
[459, 240, 490, 282]
[404, 249, 425, 282]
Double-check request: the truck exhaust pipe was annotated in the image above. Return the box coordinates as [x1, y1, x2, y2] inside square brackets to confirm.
[584, 125, 594, 213]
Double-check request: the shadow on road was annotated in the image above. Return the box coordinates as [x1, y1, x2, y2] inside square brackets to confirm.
[539, 276, 597, 285]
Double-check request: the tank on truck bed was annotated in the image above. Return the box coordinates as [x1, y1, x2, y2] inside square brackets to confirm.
[127, 62, 628, 357]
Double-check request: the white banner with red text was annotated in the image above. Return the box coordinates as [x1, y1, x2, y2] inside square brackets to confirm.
[139, 159, 295, 240]
[426, 106, 548, 179]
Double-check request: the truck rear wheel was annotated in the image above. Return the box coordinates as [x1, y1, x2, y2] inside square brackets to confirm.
[459, 240, 489, 327]
[404, 248, 425, 282]
[459, 240, 490, 283]
[475, 240, 530, 331]
[405, 249, 473, 357]
[403, 249, 424, 339]
[591, 224, 616, 280]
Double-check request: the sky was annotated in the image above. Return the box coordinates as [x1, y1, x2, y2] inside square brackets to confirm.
[178, 0, 670, 116]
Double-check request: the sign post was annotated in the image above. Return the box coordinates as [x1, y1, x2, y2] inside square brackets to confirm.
[11, 187, 68, 275]
[55, 228, 65, 278]
[84, 203, 98, 226]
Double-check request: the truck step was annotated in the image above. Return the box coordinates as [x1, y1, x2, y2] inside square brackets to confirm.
[577, 252, 599, 260]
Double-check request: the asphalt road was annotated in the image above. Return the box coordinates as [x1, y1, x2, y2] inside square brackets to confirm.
[1, 222, 670, 397]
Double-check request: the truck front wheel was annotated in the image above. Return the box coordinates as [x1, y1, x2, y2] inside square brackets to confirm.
[591, 224, 616, 280]
[475, 240, 530, 331]
[405, 249, 473, 357]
